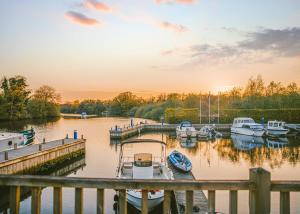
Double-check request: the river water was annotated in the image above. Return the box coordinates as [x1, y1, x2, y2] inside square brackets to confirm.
[0, 117, 299, 214]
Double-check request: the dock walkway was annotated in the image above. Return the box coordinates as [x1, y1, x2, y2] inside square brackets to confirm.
[168, 160, 208, 214]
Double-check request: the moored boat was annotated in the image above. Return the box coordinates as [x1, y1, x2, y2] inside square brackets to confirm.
[176, 121, 198, 138]
[116, 139, 173, 211]
[0, 128, 35, 151]
[198, 125, 222, 139]
[168, 150, 192, 172]
[266, 120, 289, 136]
[231, 117, 265, 137]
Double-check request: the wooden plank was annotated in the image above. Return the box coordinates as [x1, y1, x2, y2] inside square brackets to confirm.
[119, 189, 127, 214]
[9, 186, 20, 214]
[208, 190, 215, 213]
[163, 190, 171, 214]
[229, 190, 238, 214]
[271, 181, 300, 192]
[97, 189, 104, 214]
[141, 190, 148, 214]
[280, 191, 290, 214]
[0, 175, 254, 191]
[53, 187, 62, 214]
[75, 188, 83, 214]
[185, 190, 193, 214]
[249, 168, 271, 214]
[31, 187, 41, 214]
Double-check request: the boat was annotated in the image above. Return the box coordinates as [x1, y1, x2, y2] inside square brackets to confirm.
[0, 128, 35, 151]
[266, 120, 289, 136]
[231, 117, 265, 137]
[231, 134, 264, 151]
[176, 121, 198, 138]
[116, 139, 173, 211]
[197, 125, 222, 139]
[168, 150, 192, 172]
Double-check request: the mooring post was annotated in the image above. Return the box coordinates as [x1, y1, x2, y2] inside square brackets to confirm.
[81, 134, 83, 139]
[62, 139, 65, 145]
[43, 138, 46, 144]
[66, 134, 69, 139]
[4, 151, 8, 160]
[249, 168, 271, 214]
[14, 143, 17, 150]
[38, 144, 42, 151]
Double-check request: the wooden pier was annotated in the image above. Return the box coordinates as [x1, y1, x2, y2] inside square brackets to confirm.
[0, 168, 299, 214]
[0, 138, 86, 174]
[168, 161, 208, 214]
[110, 123, 231, 140]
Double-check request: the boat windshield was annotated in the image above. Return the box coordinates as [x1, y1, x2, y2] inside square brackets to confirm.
[134, 153, 152, 167]
[243, 119, 255, 123]
[181, 122, 192, 127]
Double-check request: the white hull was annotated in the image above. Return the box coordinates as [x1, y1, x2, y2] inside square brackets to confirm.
[231, 127, 265, 137]
[0, 133, 24, 152]
[267, 129, 289, 136]
[176, 130, 198, 138]
[127, 191, 164, 211]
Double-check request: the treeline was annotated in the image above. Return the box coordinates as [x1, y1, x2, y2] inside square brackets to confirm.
[61, 75, 300, 123]
[0, 76, 61, 120]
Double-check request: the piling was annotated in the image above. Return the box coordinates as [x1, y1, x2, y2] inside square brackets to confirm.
[13, 144, 17, 150]
[4, 152, 8, 161]
[38, 144, 42, 151]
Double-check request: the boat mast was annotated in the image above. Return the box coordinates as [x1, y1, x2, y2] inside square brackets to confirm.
[208, 91, 211, 124]
[218, 92, 220, 124]
[199, 93, 202, 124]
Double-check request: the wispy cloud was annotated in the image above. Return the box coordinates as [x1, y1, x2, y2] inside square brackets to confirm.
[163, 27, 300, 65]
[155, 0, 196, 5]
[83, 0, 112, 12]
[65, 11, 99, 26]
[159, 21, 188, 33]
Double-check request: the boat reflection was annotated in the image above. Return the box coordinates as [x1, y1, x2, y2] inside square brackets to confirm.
[179, 137, 197, 148]
[266, 137, 289, 149]
[231, 133, 264, 151]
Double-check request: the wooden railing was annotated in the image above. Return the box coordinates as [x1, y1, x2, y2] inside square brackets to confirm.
[0, 168, 299, 214]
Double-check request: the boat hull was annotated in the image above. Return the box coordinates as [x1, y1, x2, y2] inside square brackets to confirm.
[267, 129, 289, 136]
[231, 127, 265, 137]
[127, 191, 164, 211]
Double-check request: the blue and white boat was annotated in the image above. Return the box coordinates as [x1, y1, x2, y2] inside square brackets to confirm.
[176, 121, 197, 138]
[168, 150, 192, 172]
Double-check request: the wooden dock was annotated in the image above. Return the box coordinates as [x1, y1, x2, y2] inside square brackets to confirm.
[110, 123, 231, 140]
[168, 161, 208, 214]
[0, 138, 86, 174]
[61, 113, 98, 119]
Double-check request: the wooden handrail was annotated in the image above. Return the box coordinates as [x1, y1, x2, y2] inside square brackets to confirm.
[0, 175, 254, 190]
[271, 181, 300, 192]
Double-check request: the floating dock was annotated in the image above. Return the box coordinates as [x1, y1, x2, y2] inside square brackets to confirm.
[168, 161, 208, 214]
[110, 123, 231, 140]
[0, 138, 86, 174]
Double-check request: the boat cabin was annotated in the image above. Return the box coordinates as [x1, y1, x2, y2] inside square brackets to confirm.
[268, 121, 285, 128]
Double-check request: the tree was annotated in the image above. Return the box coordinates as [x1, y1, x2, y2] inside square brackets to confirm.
[27, 85, 61, 118]
[109, 92, 142, 116]
[0, 76, 31, 120]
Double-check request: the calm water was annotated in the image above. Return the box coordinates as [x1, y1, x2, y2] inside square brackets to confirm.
[0, 117, 300, 214]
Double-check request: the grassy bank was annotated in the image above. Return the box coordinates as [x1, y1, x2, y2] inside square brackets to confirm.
[165, 108, 300, 124]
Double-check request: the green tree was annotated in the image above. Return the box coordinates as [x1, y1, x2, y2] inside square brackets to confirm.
[109, 92, 142, 116]
[0, 76, 31, 120]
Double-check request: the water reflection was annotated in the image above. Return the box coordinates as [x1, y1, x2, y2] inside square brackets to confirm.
[231, 134, 264, 150]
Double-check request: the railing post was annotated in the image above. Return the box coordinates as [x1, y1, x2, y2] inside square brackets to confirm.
[141, 190, 148, 214]
[53, 187, 62, 214]
[14, 143, 18, 150]
[185, 190, 193, 214]
[249, 168, 271, 214]
[75, 188, 83, 214]
[97, 189, 104, 214]
[10, 186, 20, 214]
[4, 151, 8, 160]
[38, 144, 42, 151]
[62, 139, 65, 145]
[280, 191, 290, 214]
[163, 190, 171, 214]
[31, 187, 41, 214]
[208, 190, 216, 213]
[229, 190, 238, 214]
[119, 189, 127, 214]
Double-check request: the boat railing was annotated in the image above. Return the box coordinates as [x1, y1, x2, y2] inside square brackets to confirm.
[1, 167, 300, 214]
[121, 156, 164, 165]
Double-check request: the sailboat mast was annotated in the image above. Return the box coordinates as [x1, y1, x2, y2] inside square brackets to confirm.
[208, 92, 211, 124]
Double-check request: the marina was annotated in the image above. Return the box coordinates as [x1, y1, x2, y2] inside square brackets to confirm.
[0, 117, 300, 213]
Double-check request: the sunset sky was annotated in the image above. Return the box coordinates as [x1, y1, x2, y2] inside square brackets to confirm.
[1, 0, 300, 100]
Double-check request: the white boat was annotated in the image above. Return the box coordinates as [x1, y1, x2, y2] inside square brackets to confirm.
[198, 125, 222, 139]
[116, 139, 173, 211]
[0, 132, 24, 151]
[176, 121, 197, 138]
[266, 120, 289, 136]
[231, 117, 265, 137]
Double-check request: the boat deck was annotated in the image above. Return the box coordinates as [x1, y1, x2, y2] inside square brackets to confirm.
[120, 162, 168, 179]
[168, 160, 208, 214]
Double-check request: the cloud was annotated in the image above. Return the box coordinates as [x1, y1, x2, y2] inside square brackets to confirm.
[165, 27, 300, 65]
[83, 0, 112, 12]
[65, 11, 99, 26]
[156, 0, 196, 5]
[159, 21, 188, 33]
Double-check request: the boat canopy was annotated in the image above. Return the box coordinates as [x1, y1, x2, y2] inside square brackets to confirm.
[180, 121, 192, 128]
